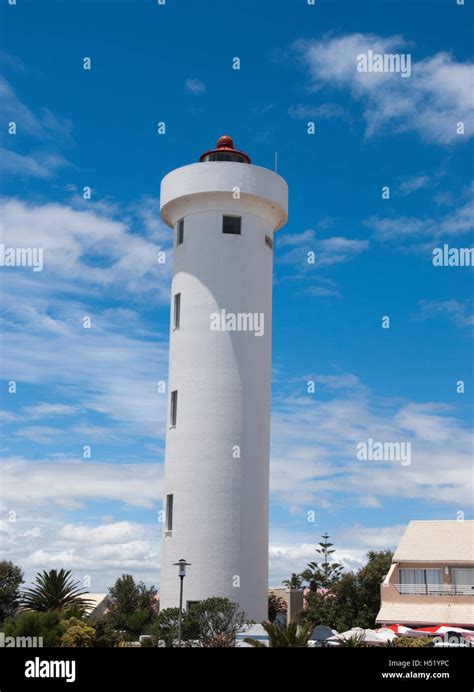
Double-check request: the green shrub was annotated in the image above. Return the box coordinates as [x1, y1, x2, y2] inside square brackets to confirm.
[394, 636, 433, 648]
[3, 610, 64, 646]
[60, 618, 96, 647]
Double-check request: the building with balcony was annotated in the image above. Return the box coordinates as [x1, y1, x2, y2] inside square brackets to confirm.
[377, 520, 474, 628]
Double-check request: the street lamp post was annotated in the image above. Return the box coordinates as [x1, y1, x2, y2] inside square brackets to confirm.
[173, 559, 191, 647]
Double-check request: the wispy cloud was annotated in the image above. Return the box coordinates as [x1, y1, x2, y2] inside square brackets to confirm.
[366, 190, 473, 245]
[0, 76, 72, 141]
[0, 74, 73, 178]
[0, 147, 70, 179]
[185, 78, 206, 94]
[294, 33, 474, 144]
[278, 229, 369, 269]
[270, 377, 473, 508]
[0, 197, 172, 299]
[289, 103, 348, 120]
[24, 403, 78, 419]
[399, 175, 431, 196]
[1, 458, 163, 510]
[417, 299, 474, 328]
[0, 198, 172, 441]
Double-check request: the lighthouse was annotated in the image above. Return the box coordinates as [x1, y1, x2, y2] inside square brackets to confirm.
[159, 135, 288, 621]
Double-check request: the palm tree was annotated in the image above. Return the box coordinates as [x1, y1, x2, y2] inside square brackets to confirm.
[20, 569, 93, 612]
[281, 573, 303, 590]
[245, 621, 313, 648]
[336, 632, 366, 647]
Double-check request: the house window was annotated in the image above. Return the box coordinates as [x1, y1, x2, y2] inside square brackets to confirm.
[173, 293, 181, 330]
[452, 569, 474, 593]
[265, 235, 273, 250]
[165, 494, 173, 531]
[399, 568, 442, 594]
[170, 390, 178, 427]
[176, 219, 184, 246]
[223, 216, 241, 235]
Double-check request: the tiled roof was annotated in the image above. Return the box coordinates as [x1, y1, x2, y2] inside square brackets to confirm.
[393, 521, 474, 563]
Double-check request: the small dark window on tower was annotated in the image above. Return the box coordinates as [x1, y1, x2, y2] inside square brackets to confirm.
[176, 219, 184, 246]
[173, 293, 181, 330]
[170, 390, 178, 427]
[265, 235, 273, 250]
[223, 216, 241, 235]
[165, 494, 173, 531]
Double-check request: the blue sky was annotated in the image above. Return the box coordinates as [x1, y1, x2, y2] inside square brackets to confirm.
[0, 0, 473, 592]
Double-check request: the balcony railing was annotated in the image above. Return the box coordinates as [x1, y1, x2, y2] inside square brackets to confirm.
[394, 583, 474, 596]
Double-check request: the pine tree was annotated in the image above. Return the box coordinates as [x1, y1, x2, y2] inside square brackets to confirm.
[301, 533, 343, 591]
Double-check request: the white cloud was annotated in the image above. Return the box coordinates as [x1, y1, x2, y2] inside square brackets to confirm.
[399, 175, 431, 195]
[57, 521, 145, 545]
[289, 103, 347, 120]
[3, 518, 160, 591]
[0, 198, 172, 438]
[24, 403, 78, 418]
[417, 299, 474, 328]
[0, 76, 72, 141]
[278, 229, 369, 268]
[294, 33, 474, 144]
[0, 410, 21, 422]
[0, 76, 73, 178]
[0, 147, 70, 179]
[0, 198, 172, 298]
[14, 426, 61, 445]
[366, 196, 473, 244]
[1, 458, 163, 510]
[315, 237, 369, 267]
[270, 379, 473, 508]
[185, 78, 206, 94]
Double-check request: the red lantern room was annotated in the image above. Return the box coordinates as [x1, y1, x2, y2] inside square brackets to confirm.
[199, 135, 251, 164]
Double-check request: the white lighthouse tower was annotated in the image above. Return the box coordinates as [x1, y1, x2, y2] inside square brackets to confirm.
[159, 135, 288, 621]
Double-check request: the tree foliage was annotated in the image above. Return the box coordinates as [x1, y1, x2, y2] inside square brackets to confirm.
[89, 613, 125, 648]
[268, 594, 288, 623]
[188, 597, 247, 647]
[0, 560, 23, 623]
[107, 574, 158, 637]
[303, 549, 394, 631]
[60, 617, 96, 647]
[301, 533, 344, 591]
[3, 610, 65, 647]
[150, 607, 198, 648]
[151, 597, 246, 648]
[281, 573, 304, 589]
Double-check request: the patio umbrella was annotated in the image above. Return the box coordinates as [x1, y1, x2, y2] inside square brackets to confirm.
[310, 624, 339, 641]
[330, 627, 396, 646]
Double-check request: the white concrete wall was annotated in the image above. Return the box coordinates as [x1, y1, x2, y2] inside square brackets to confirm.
[159, 162, 288, 622]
